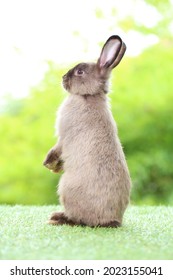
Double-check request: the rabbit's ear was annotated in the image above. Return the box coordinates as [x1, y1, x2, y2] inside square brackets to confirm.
[97, 35, 126, 70]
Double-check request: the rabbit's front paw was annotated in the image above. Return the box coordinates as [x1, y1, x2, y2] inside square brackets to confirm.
[43, 149, 63, 173]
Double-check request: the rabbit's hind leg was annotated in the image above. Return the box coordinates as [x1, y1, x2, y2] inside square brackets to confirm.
[48, 212, 83, 226]
[48, 213, 121, 228]
[48, 212, 74, 226]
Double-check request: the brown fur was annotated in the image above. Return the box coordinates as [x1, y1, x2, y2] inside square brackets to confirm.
[43, 35, 131, 227]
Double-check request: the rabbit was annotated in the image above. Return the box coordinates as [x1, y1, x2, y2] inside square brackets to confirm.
[43, 35, 131, 227]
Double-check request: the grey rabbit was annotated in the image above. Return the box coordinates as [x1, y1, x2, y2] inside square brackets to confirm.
[43, 35, 131, 227]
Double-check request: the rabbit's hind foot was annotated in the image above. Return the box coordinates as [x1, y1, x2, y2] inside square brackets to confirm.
[48, 212, 121, 228]
[98, 220, 121, 228]
[48, 212, 78, 226]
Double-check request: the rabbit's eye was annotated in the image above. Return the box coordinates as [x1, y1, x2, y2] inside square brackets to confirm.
[75, 69, 84, 76]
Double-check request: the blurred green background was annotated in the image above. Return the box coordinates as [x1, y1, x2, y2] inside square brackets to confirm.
[0, 0, 173, 206]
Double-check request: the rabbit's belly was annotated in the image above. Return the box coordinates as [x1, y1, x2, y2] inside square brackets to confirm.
[62, 133, 127, 176]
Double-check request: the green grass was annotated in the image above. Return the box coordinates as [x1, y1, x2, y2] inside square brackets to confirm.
[0, 205, 172, 260]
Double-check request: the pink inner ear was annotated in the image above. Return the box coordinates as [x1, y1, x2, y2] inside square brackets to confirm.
[99, 39, 121, 68]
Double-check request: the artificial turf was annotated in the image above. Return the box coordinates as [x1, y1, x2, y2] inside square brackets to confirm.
[0, 205, 172, 260]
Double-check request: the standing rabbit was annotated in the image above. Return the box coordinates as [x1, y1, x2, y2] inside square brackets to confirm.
[43, 35, 131, 227]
